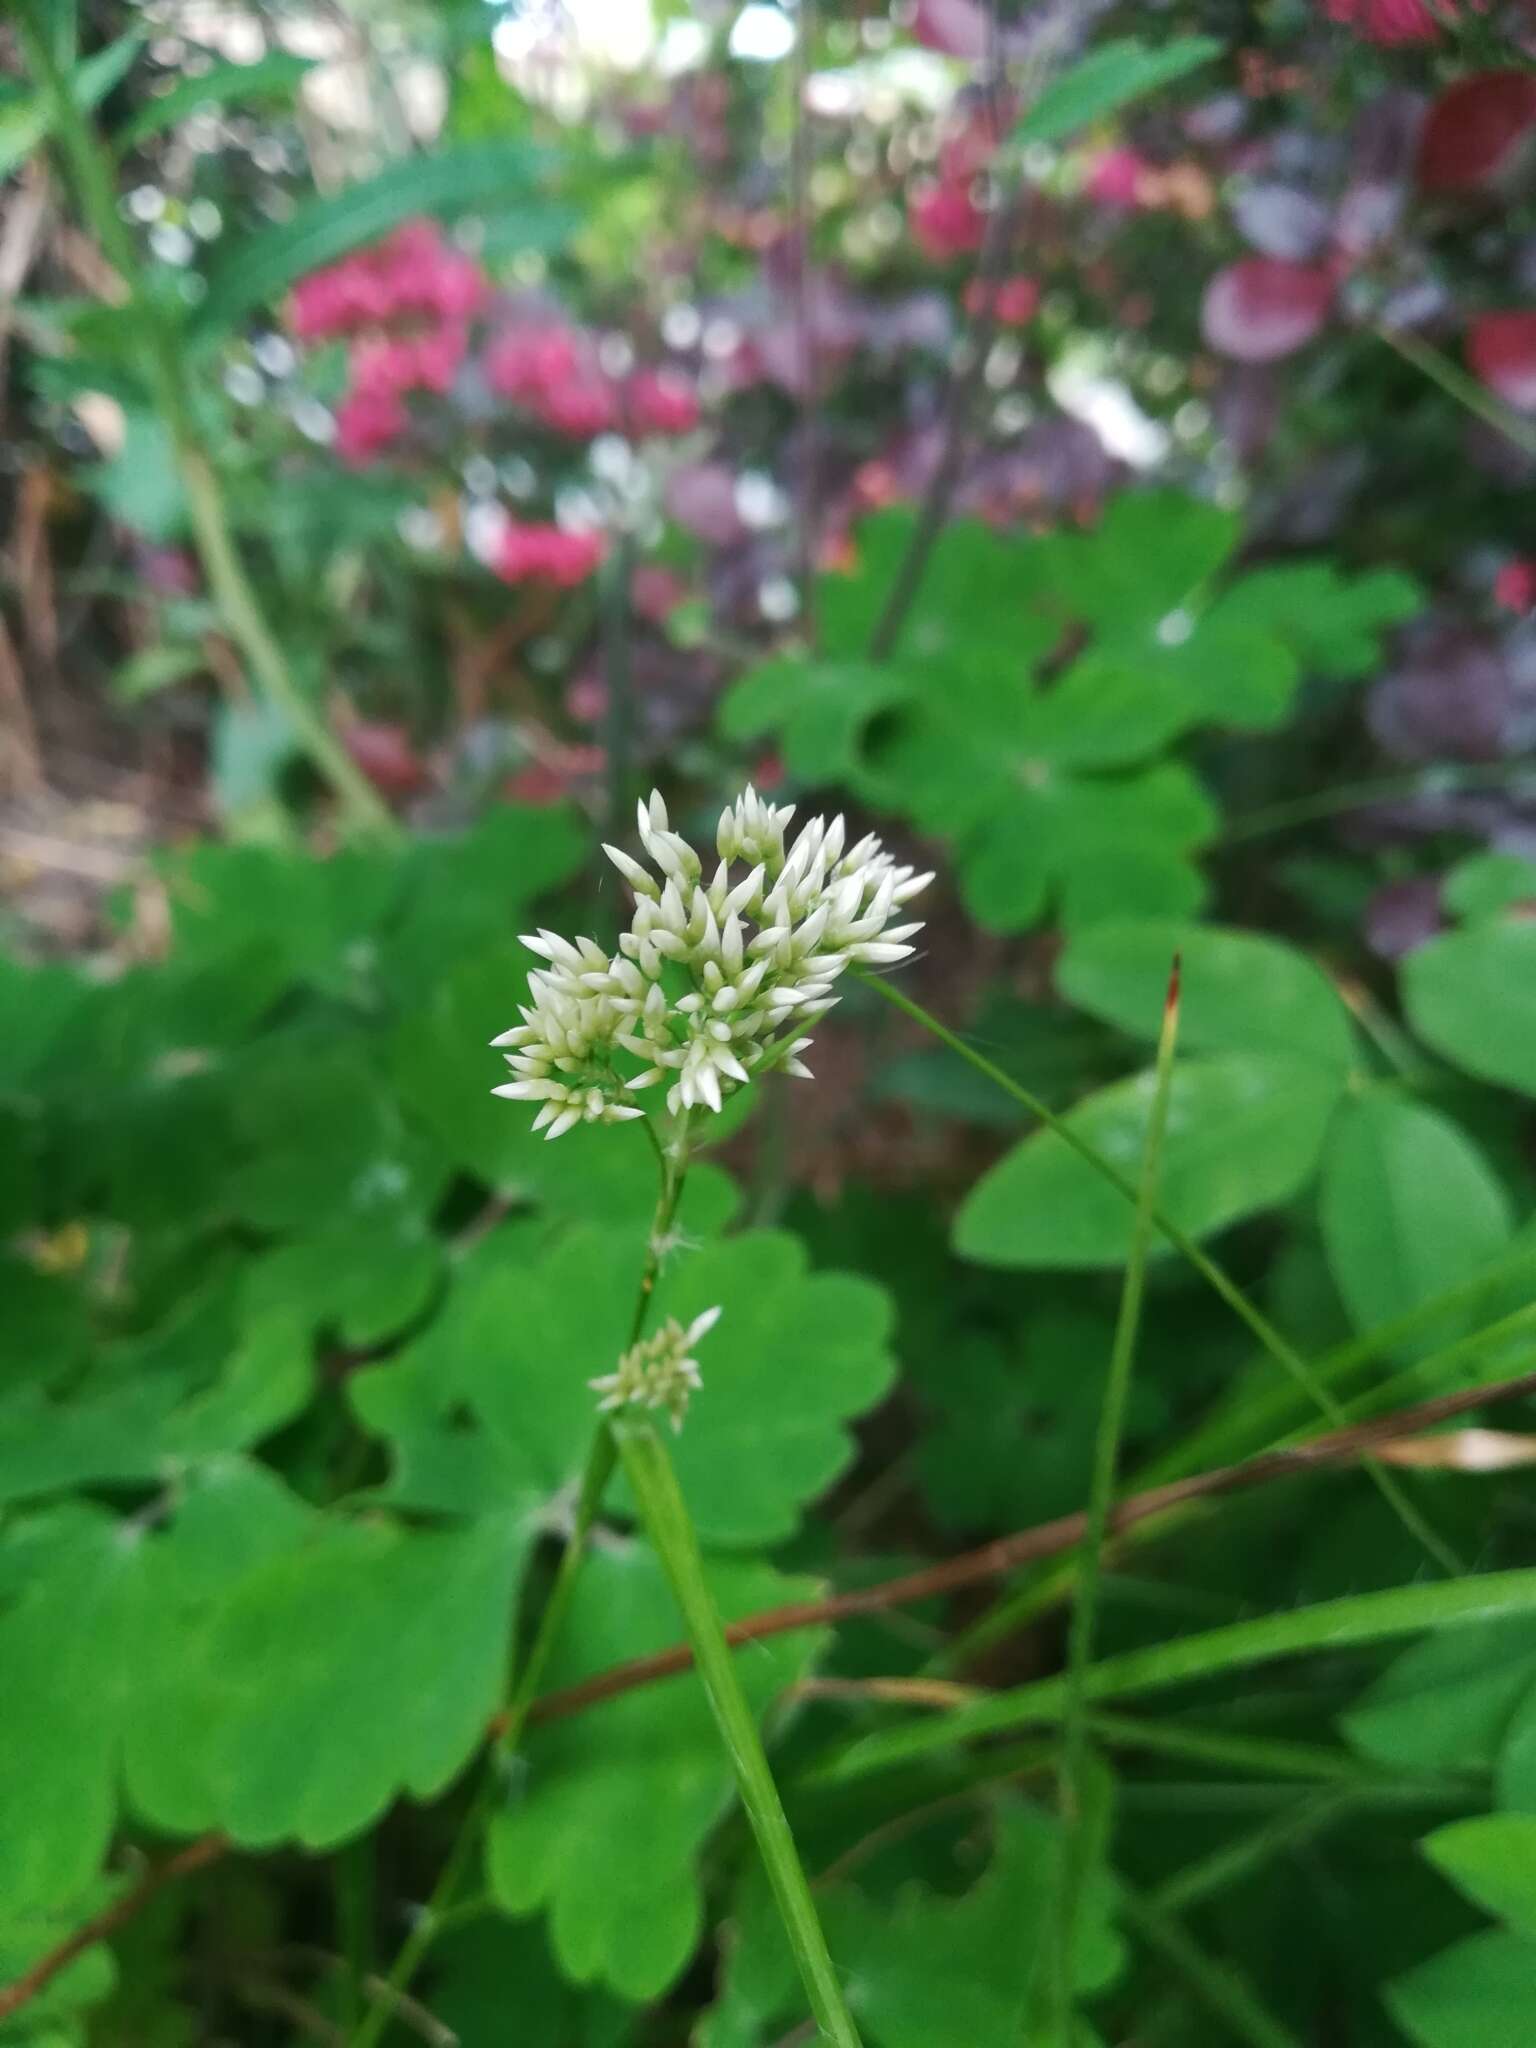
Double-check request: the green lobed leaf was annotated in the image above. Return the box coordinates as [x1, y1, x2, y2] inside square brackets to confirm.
[1442, 853, 1536, 924]
[1216, 561, 1422, 679]
[1403, 922, 1536, 1098]
[1386, 1929, 1536, 2048]
[1058, 919, 1355, 1070]
[1013, 36, 1221, 148]
[701, 1800, 1123, 2047]
[954, 1053, 1341, 1269]
[353, 1222, 893, 1546]
[1318, 1094, 1513, 1356]
[1423, 1815, 1536, 1937]
[486, 1543, 824, 2001]
[1342, 1620, 1536, 1775]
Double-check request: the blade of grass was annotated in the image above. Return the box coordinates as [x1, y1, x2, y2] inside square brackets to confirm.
[1153, 1790, 1356, 1917]
[1052, 954, 1182, 2037]
[860, 971, 1460, 1578]
[805, 1566, 1536, 1789]
[618, 1418, 862, 2048]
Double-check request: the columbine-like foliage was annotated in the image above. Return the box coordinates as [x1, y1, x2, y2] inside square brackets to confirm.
[491, 787, 930, 1135]
[589, 1305, 721, 1430]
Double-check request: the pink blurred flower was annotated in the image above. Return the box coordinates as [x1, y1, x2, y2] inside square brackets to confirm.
[535, 378, 620, 439]
[964, 274, 1041, 325]
[1322, 0, 1449, 42]
[334, 387, 407, 465]
[908, 181, 988, 261]
[632, 564, 687, 621]
[491, 522, 606, 587]
[288, 219, 487, 339]
[1085, 147, 1150, 209]
[483, 326, 585, 403]
[1495, 558, 1536, 611]
[626, 367, 701, 436]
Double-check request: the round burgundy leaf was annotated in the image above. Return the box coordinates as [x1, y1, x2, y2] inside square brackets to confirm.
[1468, 312, 1536, 412]
[1201, 258, 1333, 363]
[342, 722, 429, 798]
[1418, 72, 1536, 192]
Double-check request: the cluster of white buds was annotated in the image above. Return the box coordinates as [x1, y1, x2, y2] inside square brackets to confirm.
[492, 787, 929, 1135]
[589, 1307, 721, 1430]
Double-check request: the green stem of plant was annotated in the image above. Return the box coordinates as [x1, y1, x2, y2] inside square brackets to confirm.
[1053, 958, 1181, 2035]
[14, 4, 396, 840]
[805, 1567, 1536, 1791]
[861, 973, 1460, 1589]
[617, 1419, 861, 2048]
[1153, 1790, 1356, 1918]
[1379, 325, 1536, 460]
[347, 1113, 692, 2048]
[1117, 1885, 1305, 2048]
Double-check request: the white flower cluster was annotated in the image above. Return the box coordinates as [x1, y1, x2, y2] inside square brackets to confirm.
[492, 786, 929, 1137]
[589, 1306, 721, 1430]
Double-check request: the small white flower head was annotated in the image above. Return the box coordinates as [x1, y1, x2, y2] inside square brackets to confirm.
[492, 786, 929, 1134]
[589, 1306, 721, 1430]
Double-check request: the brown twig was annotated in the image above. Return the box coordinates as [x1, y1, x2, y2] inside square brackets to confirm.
[0, 1833, 225, 2021]
[7, 1366, 1535, 2026]
[524, 1364, 1536, 1727]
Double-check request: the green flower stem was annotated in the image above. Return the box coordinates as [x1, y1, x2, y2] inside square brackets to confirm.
[617, 1418, 862, 2048]
[860, 973, 1459, 1598]
[1152, 1790, 1355, 1918]
[1052, 958, 1181, 2036]
[14, 5, 396, 840]
[1379, 326, 1536, 461]
[1116, 1885, 1305, 2048]
[348, 1115, 692, 2048]
[806, 1566, 1536, 1791]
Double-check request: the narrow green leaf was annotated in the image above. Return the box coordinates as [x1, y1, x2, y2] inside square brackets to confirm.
[112, 49, 313, 154]
[810, 1569, 1536, 1788]
[1014, 36, 1221, 148]
[190, 142, 548, 340]
[0, 29, 141, 179]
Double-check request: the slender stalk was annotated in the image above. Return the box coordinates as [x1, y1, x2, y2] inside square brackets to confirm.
[618, 1419, 862, 2048]
[1117, 1886, 1305, 2048]
[1379, 325, 1536, 460]
[601, 534, 635, 851]
[348, 1113, 693, 2048]
[1152, 1791, 1356, 1917]
[860, 972, 1459, 1578]
[805, 1567, 1536, 1790]
[14, 5, 396, 838]
[1219, 759, 1536, 847]
[1053, 958, 1181, 2035]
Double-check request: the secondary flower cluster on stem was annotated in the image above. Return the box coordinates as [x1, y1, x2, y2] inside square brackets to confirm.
[491, 786, 930, 1137]
[589, 1307, 721, 1429]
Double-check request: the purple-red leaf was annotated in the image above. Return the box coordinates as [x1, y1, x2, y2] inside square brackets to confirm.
[1201, 258, 1333, 363]
[1468, 312, 1536, 413]
[1419, 72, 1536, 193]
